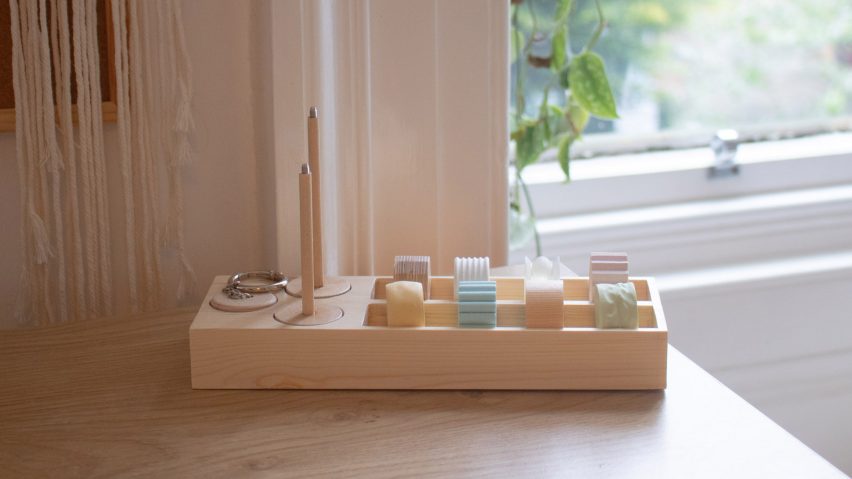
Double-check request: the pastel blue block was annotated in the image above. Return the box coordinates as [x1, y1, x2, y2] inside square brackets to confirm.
[459, 312, 496, 328]
[458, 281, 497, 292]
[458, 301, 497, 313]
[458, 291, 496, 302]
[456, 280, 497, 328]
[460, 312, 496, 322]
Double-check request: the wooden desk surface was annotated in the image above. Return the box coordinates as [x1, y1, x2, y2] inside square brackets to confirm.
[0, 311, 844, 478]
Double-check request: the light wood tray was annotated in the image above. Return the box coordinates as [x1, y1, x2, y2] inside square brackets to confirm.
[190, 275, 667, 390]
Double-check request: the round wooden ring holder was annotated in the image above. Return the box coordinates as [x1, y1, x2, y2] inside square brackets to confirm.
[285, 276, 351, 299]
[209, 291, 278, 312]
[524, 280, 564, 329]
[274, 303, 344, 326]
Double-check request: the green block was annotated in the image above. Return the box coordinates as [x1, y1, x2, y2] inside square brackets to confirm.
[594, 282, 638, 329]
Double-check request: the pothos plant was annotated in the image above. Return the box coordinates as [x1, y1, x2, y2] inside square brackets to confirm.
[510, 0, 619, 255]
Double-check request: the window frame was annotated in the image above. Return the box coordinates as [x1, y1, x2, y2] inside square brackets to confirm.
[517, 131, 852, 220]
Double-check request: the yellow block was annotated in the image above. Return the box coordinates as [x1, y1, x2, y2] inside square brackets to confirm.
[386, 281, 426, 327]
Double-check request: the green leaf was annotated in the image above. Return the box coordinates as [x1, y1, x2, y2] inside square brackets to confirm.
[556, 133, 574, 182]
[546, 104, 567, 145]
[537, 87, 550, 118]
[550, 25, 567, 73]
[566, 97, 589, 136]
[548, 104, 565, 118]
[558, 66, 570, 89]
[569, 52, 618, 119]
[555, 0, 572, 22]
[514, 120, 547, 171]
[547, 104, 565, 125]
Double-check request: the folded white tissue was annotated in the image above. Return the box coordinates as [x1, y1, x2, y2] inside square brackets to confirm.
[490, 256, 576, 279]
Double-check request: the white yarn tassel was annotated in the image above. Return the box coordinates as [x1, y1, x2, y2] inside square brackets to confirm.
[112, 0, 140, 312]
[85, 0, 114, 315]
[11, 0, 198, 321]
[167, 0, 197, 301]
[10, 0, 32, 323]
[176, 256, 197, 304]
[28, 209, 53, 265]
[11, 0, 58, 324]
[38, 11, 63, 175]
[71, 0, 96, 316]
[51, 0, 88, 319]
[174, 81, 195, 133]
[39, 0, 67, 323]
[176, 135, 194, 167]
[172, 0, 194, 134]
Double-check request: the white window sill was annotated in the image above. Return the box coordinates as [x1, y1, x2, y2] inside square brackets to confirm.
[515, 132, 852, 219]
[510, 181, 852, 269]
[656, 249, 852, 297]
[519, 132, 852, 183]
[536, 182, 852, 235]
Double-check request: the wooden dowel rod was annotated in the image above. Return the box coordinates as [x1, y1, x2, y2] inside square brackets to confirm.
[308, 107, 324, 288]
[299, 164, 315, 315]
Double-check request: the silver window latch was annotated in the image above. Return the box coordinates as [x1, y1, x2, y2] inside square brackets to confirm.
[709, 129, 740, 178]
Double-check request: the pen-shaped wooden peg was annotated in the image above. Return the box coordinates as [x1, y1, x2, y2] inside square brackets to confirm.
[308, 106, 324, 288]
[299, 163, 315, 315]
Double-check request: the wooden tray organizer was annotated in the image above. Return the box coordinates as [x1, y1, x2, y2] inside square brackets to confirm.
[190, 275, 667, 390]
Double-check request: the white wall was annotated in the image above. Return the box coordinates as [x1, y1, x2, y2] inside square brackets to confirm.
[0, 1, 277, 327]
[662, 266, 852, 475]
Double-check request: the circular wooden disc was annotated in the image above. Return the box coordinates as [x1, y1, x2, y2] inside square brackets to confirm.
[273, 303, 344, 326]
[285, 277, 352, 299]
[210, 291, 278, 312]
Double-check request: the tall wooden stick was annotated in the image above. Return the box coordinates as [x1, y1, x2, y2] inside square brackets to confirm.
[299, 163, 315, 315]
[308, 107, 324, 288]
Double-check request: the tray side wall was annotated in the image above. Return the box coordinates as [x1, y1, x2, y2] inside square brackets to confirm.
[190, 328, 667, 390]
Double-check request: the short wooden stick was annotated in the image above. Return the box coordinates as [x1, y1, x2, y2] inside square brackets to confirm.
[308, 107, 324, 288]
[299, 164, 315, 315]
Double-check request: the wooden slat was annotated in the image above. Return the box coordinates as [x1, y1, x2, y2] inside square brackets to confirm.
[563, 278, 589, 300]
[564, 277, 650, 301]
[563, 302, 656, 328]
[375, 276, 526, 301]
[495, 277, 525, 300]
[366, 300, 657, 329]
[429, 277, 454, 300]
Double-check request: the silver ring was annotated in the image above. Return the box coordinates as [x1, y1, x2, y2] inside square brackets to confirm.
[228, 271, 289, 294]
[222, 285, 254, 300]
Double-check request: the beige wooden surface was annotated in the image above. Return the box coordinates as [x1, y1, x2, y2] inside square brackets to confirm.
[1, 311, 844, 478]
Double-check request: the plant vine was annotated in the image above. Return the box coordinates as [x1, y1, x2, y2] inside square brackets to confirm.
[510, 0, 619, 255]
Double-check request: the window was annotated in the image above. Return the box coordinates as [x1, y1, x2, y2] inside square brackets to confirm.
[511, 0, 852, 158]
[509, 0, 852, 256]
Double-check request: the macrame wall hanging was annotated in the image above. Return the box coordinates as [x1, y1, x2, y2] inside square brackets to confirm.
[9, 0, 196, 325]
